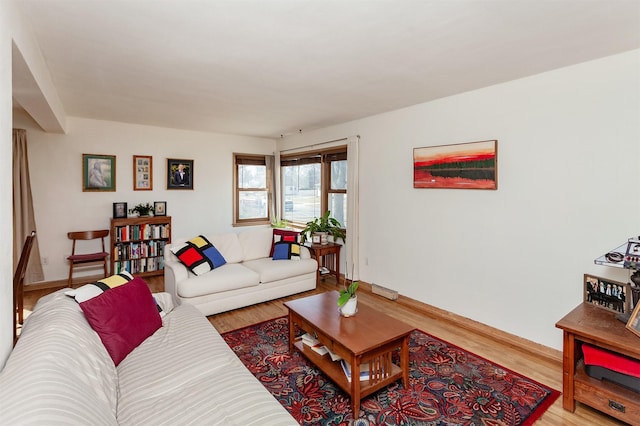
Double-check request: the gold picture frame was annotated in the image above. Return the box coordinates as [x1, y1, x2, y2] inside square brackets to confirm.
[133, 155, 153, 190]
[626, 301, 640, 338]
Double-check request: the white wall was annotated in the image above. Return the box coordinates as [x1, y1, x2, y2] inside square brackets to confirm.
[13, 112, 276, 282]
[0, 0, 15, 367]
[280, 50, 640, 350]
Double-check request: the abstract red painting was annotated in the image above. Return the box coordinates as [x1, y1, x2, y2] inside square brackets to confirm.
[413, 140, 497, 189]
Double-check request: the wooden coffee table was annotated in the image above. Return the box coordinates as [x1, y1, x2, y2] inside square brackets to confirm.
[284, 291, 414, 417]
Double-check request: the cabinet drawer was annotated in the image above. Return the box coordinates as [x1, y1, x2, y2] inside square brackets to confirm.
[575, 377, 640, 424]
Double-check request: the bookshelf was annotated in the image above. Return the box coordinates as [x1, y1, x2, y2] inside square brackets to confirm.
[110, 216, 171, 277]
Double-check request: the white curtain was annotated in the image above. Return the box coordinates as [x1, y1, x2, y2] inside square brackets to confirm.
[13, 129, 44, 284]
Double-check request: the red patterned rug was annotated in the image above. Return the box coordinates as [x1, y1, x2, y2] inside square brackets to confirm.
[221, 316, 559, 425]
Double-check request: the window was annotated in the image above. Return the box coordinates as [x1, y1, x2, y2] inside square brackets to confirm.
[233, 154, 271, 225]
[281, 147, 347, 228]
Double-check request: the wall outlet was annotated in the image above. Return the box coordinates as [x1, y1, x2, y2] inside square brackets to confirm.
[42, 256, 48, 265]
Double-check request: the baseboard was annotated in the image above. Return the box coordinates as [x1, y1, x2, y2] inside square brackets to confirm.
[358, 280, 562, 364]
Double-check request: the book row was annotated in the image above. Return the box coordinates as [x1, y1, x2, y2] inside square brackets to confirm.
[113, 257, 165, 275]
[300, 333, 370, 383]
[113, 240, 167, 261]
[113, 223, 170, 242]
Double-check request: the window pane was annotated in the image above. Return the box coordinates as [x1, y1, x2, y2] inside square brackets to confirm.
[331, 160, 347, 190]
[282, 164, 321, 223]
[239, 191, 268, 219]
[328, 193, 347, 228]
[238, 165, 266, 189]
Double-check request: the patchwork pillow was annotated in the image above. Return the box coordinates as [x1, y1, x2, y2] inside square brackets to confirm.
[270, 229, 300, 257]
[170, 235, 226, 276]
[65, 271, 134, 303]
[80, 277, 162, 366]
[272, 241, 301, 260]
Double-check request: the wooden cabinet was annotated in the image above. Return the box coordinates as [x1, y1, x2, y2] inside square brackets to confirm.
[110, 216, 171, 277]
[555, 303, 640, 424]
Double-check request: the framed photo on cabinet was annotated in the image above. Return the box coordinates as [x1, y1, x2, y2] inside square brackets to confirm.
[154, 201, 167, 216]
[113, 202, 127, 219]
[83, 154, 116, 192]
[133, 155, 153, 190]
[626, 302, 640, 338]
[583, 274, 631, 315]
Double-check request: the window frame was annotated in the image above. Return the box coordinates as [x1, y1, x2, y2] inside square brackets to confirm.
[233, 153, 271, 226]
[280, 146, 347, 228]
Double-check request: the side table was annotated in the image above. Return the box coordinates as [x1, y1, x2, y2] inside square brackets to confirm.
[304, 242, 341, 285]
[555, 302, 640, 424]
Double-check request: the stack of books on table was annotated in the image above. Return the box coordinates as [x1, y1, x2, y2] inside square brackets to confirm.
[300, 333, 341, 361]
[340, 359, 370, 382]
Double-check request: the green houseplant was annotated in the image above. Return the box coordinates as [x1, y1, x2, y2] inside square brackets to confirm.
[300, 211, 346, 244]
[129, 202, 154, 216]
[338, 279, 359, 316]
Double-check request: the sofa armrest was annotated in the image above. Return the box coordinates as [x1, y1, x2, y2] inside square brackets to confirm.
[163, 259, 189, 301]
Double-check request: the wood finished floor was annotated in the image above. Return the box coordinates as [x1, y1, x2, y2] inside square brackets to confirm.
[22, 277, 627, 425]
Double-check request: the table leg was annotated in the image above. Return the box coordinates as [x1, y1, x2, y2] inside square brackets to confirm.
[351, 357, 361, 417]
[401, 335, 409, 388]
[562, 331, 576, 411]
[288, 311, 295, 354]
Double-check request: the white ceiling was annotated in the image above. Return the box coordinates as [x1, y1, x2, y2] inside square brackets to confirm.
[14, 0, 640, 139]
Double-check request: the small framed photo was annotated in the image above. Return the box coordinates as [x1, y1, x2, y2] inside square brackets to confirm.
[167, 158, 193, 190]
[113, 202, 128, 219]
[154, 201, 167, 216]
[583, 274, 632, 315]
[83, 154, 116, 192]
[133, 155, 153, 190]
[626, 302, 640, 338]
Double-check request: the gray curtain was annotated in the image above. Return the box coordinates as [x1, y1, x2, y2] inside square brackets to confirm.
[13, 129, 44, 284]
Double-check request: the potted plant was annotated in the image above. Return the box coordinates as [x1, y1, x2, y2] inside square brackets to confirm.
[338, 279, 359, 317]
[300, 211, 346, 245]
[129, 202, 154, 217]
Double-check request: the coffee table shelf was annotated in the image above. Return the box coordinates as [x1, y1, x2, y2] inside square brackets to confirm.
[292, 340, 404, 397]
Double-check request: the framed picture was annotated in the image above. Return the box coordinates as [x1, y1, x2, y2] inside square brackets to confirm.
[113, 202, 128, 219]
[583, 274, 632, 315]
[83, 154, 116, 192]
[154, 201, 167, 216]
[413, 140, 497, 189]
[626, 302, 640, 338]
[133, 155, 153, 190]
[167, 158, 193, 189]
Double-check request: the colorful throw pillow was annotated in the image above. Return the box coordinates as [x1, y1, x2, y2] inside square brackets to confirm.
[272, 241, 301, 260]
[270, 229, 300, 257]
[170, 235, 226, 276]
[65, 271, 134, 303]
[80, 277, 162, 366]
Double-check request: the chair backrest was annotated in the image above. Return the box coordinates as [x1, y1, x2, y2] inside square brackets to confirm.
[68, 229, 109, 253]
[14, 231, 36, 291]
[14, 231, 36, 343]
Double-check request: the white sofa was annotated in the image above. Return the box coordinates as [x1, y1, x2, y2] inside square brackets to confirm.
[164, 227, 317, 316]
[0, 289, 297, 425]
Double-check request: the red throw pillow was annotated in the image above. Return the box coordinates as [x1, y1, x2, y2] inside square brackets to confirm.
[270, 229, 300, 257]
[80, 277, 162, 366]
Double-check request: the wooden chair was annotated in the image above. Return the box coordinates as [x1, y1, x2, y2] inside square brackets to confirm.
[67, 230, 110, 287]
[14, 230, 36, 344]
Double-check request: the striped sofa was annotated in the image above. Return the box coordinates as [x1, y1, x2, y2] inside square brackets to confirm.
[0, 289, 297, 425]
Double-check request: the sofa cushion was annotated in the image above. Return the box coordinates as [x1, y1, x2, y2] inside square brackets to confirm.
[177, 263, 260, 298]
[273, 241, 301, 260]
[243, 257, 317, 283]
[65, 271, 134, 303]
[208, 232, 245, 264]
[80, 277, 162, 366]
[170, 235, 227, 276]
[239, 227, 273, 261]
[270, 229, 300, 256]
